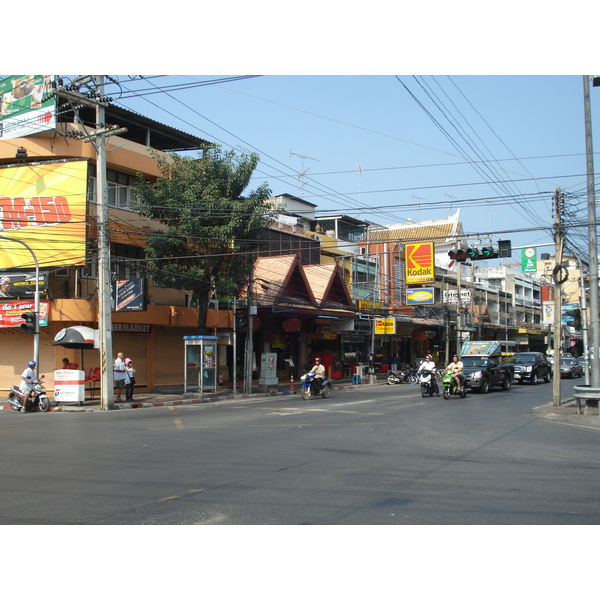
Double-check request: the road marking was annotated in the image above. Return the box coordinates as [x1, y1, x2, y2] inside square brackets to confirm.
[174, 417, 184, 430]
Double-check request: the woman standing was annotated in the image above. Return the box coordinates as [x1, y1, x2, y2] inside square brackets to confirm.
[125, 358, 136, 402]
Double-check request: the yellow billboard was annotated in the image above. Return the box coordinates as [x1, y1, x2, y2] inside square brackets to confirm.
[0, 160, 88, 268]
[405, 242, 435, 284]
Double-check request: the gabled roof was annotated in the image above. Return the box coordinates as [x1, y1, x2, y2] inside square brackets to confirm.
[367, 211, 464, 245]
[303, 263, 354, 308]
[248, 255, 355, 318]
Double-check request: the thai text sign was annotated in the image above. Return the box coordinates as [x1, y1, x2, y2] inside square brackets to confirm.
[0, 299, 49, 328]
[405, 243, 434, 284]
[0, 160, 88, 268]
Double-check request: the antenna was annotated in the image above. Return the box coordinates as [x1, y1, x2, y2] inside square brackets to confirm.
[357, 162, 364, 217]
[290, 150, 319, 198]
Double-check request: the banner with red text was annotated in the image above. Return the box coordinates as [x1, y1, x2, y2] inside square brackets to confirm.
[0, 160, 88, 268]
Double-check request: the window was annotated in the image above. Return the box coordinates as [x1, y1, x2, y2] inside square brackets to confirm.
[89, 169, 141, 210]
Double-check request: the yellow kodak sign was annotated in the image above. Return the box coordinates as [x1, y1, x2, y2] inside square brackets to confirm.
[375, 318, 395, 335]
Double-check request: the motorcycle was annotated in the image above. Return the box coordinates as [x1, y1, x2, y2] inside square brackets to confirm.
[418, 371, 437, 397]
[442, 370, 467, 399]
[7, 376, 51, 413]
[300, 371, 331, 400]
[387, 369, 410, 385]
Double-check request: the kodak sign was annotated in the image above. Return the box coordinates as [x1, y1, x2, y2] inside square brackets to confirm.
[405, 242, 434, 284]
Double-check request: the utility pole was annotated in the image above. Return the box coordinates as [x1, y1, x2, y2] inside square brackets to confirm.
[56, 77, 127, 409]
[243, 258, 254, 394]
[582, 75, 600, 393]
[552, 188, 565, 407]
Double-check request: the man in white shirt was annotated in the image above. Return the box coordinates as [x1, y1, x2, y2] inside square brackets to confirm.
[417, 355, 439, 395]
[113, 352, 127, 402]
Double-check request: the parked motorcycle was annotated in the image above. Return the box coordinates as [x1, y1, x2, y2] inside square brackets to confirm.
[442, 370, 467, 399]
[300, 371, 331, 400]
[387, 369, 411, 385]
[7, 376, 51, 413]
[418, 371, 436, 397]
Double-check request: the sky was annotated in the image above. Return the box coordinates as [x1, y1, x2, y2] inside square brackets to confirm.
[95, 73, 599, 264]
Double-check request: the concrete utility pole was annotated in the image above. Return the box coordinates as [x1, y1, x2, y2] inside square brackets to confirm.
[552, 188, 565, 407]
[582, 75, 600, 391]
[57, 77, 127, 409]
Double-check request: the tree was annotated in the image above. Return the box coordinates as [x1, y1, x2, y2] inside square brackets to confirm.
[133, 146, 273, 333]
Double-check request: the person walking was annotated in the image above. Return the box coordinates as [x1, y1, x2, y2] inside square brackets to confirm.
[113, 352, 127, 402]
[124, 358, 136, 402]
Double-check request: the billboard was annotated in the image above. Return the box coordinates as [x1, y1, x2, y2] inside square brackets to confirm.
[406, 287, 435, 305]
[112, 278, 147, 312]
[0, 271, 48, 299]
[0, 160, 88, 268]
[0, 75, 57, 139]
[0, 299, 49, 329]
[405, 242, 434, 284]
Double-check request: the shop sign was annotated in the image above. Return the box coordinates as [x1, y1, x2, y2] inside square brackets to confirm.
[375, 318, 395, 335]
[443, 289, 470, 304]
[406, 287, 435, 305]
[112, 323, 152, 334]
[405, 242, 435, 284]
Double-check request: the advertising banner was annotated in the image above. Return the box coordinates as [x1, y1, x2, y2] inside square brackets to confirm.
[0, 75, 57, 140]
[0, 299, 49, 328]
[0, 271, 48, 299]
[0, 160, 88, 268]
[112, 278, 147, 312]
[405, 242, 434, 284]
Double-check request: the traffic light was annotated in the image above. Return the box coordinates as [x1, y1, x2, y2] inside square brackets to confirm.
[498, 240, 512, 258]
[449, 247, 499, 262]
[448, 249, 468, 262]
[573, 308, 582, 330]
[21, 312, 38, 334]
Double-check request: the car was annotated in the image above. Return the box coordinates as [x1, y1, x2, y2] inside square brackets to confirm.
[512, 352, 551, 384]
[575, 356, 589, 371]
[559, 358, 584, 379]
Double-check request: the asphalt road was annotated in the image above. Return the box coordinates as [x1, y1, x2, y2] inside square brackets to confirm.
[1, 377, 598, 525]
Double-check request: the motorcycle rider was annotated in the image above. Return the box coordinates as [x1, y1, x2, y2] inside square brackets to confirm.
[417, 355, 439, 395]
[311, 357, 326, 392]
[445, 354, 464, 393]
[19, 360, 37, 412]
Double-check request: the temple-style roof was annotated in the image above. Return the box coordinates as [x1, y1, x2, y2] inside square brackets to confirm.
[367, 211, 464, 245]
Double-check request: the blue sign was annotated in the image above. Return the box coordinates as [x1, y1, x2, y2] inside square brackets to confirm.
[406, 287, 435, 305]
[561, 304, 578, 312]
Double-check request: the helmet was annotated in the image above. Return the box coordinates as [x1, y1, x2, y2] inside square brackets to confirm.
[28, 361, 36, 368]
[315, 357, 321, 362]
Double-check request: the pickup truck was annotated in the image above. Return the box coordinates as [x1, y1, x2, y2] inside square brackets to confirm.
[460, 341, 515, 394]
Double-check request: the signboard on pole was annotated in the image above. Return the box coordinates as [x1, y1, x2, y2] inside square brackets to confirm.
[375, 318, 395, 335]
[521, 247, 537, 272]
[405, 242, 434, 284]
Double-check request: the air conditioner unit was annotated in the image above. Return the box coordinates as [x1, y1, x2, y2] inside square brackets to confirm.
[207, 299, 218, 310]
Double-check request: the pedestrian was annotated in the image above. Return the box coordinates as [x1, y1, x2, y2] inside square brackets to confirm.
[390, 353, 398, 371]
[125, 358, 136, 402]
[113, 351, 127, 402]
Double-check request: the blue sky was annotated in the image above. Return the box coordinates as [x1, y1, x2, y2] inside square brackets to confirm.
[105, 74, 599, 262]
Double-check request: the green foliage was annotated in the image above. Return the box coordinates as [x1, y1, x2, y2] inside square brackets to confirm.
[133, 146, 273, 331]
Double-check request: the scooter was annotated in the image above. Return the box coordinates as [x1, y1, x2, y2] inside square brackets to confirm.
[418, 371, 436, 397]
[300, 371, 331, 400]
[7, 376, 51, 413]
[442, 370, 467, 399]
